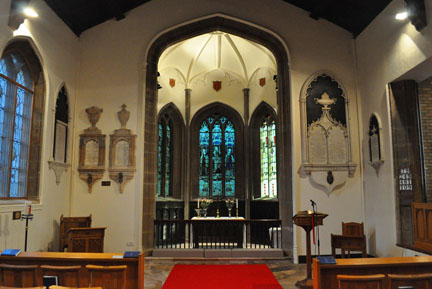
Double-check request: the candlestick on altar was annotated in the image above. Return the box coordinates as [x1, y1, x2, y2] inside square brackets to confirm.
[236, 198, 238, 209]
[197, 199, 200, 208]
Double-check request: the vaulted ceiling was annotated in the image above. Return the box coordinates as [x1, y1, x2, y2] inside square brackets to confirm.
[41, 0, 392, 38]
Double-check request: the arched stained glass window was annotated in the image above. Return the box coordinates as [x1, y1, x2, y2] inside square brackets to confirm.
[199, 113, 235, 197]
[0, 51, 34, 198]
[157, 115, 173, 197]
[260, 115, 277, 198]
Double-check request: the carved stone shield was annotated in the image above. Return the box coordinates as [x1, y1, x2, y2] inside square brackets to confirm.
[259, 77, 266, 87]
[213, 81, 222, 91]
[169, 78, 175, 88]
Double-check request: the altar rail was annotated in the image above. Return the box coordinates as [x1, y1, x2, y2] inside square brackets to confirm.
[154, 219, 282, 249]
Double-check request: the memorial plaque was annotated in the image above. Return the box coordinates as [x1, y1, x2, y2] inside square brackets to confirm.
[309, 126, 327, 164]
[85, 140, 99, 166]
[399, 168, 413, 191]
[328, 126, 346, 164]
[115, 140, 129, 166]
[54, 120, 67, 163]
[370, 133, 379, 162]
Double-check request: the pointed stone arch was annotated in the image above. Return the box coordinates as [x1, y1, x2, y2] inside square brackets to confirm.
[142, 15, 292, 255]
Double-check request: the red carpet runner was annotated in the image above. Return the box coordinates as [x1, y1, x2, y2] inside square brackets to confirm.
[162, 264, 282, 289]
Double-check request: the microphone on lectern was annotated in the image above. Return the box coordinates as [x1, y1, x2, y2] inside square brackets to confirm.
[310, 199, 316, 206]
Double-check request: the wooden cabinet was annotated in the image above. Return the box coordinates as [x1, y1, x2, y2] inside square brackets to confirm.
[66, 227, 106, 253]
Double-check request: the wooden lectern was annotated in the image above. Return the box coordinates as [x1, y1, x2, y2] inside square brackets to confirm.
[293, 210, 327, 289]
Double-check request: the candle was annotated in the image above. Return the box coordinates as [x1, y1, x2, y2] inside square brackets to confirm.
[28, 205, 31, 214]
[236, 198, 238, 209]
[197, 199, 200, 209]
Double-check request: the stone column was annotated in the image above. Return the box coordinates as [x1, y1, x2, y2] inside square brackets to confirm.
[243, 88, 250, 219]
[184, 89, 192, 219]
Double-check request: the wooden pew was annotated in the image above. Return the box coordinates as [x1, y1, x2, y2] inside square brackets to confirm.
[313, 256, 432, 289]
[0, 252, 143, 289]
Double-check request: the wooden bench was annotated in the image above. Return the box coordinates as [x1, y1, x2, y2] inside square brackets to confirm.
[0, 252, 143, 289]
[313, 256, 432, 289]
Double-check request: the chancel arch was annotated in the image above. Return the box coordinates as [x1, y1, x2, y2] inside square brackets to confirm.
[144, 15, 292, 254]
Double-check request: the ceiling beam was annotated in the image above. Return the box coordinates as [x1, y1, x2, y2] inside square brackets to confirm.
[405, 0, 427, 31]
[309, 0, 333, 20]
[8, 0, 31, 31]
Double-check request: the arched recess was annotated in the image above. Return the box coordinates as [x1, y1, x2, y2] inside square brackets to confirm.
[190, 102, 244, 200]
[156, 102, 185, 200]
[143, 15, 292, 254]
[0, 38, 45, 200]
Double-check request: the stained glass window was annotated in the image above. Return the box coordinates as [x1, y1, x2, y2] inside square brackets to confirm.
[157, 115, 173, 197]
[260, 115, 277, 198]
[199, 113, 235, 197]
[0, 52, 34, 198]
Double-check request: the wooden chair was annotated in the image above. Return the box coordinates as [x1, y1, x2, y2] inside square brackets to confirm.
[332, 222, 367, 258]
[388, 273, 432, 289]
[60, 214, 92, 251]
[342, 222, 364, 235]
[0, 264, 38, 287]
[86, 265, 127, 289]
[337, 274, 386, 289]
[40, 265, 82, 287]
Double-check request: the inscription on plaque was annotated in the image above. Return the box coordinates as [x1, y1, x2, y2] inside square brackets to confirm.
[85, 140, 99, 166]
[399, 168, 413, 191]
[328, 126, 346, 164]
[115, 140, 130, 166]
[309, 126, 327, 164]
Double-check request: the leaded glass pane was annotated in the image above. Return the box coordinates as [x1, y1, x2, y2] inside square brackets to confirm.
[199, 114, 236, 198]
[212, 122, 223, 196]
[10, 88, 32, 197]
[225, 121, 235, 197]
[260, 117, 277, 199]
[165, 123, 171, 196]
[199, 122, 210, 196]
[157, 123, 163, 197]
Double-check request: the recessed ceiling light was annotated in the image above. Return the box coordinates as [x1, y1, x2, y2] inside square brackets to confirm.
[23, 7, 39, 18]
[396, 11, 408, 20]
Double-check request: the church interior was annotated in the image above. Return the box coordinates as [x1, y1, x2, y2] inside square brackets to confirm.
[2, 0, 432, 288]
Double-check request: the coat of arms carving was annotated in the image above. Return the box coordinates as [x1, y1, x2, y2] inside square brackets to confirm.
[213, 81, 222, 92]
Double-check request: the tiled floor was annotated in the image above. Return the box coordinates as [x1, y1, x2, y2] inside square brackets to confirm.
[144, 257, 307, 289]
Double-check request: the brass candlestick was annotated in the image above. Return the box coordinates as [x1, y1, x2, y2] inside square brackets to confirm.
[217, 208, 220, 218]
[236, 208, 239, 218]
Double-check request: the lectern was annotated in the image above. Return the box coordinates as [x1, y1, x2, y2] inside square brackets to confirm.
[293, 210, 327, 289]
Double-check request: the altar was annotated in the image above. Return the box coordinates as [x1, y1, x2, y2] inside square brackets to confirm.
[190, 217, 246, 248]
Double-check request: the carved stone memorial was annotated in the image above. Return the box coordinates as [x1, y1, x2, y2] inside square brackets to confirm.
[108, 104, 136, 193]
[300, 72, 356, 193]
[78, 106, 106, 193]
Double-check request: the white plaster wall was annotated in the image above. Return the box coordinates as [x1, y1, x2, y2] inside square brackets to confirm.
[355, 0, 432, 257]
[0, 0, 80, 252]
[74, 0, 361, 256]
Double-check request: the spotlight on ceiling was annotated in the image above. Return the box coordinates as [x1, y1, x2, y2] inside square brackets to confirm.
[395, 11, 409, 20]
[23, 7, 39, 18]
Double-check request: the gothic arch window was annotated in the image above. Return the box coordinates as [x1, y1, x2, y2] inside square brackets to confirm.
[251, 102, 278, 199]
[0, 40, 45, 199]
[191, 103, 244, 199]
[157, 103, 184, 199]
[53, 86, 69, 163]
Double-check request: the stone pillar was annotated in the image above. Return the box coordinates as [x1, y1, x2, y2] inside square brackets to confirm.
[184, 89, 192, 219]
[243, 88, 250, 219]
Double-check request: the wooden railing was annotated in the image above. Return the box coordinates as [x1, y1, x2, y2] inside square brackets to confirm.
[412, 202, 432, 252]
[154, 219, 282, 249]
